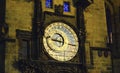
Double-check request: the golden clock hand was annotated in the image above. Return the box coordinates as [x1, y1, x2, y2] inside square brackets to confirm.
[44, 36, 63, 44]
[44, 36, 76, 47]
[46, 36, 50, 39]
[68, 43, 76, 46]
[51, 38, 76, 46]
[51, 39, 63, 43]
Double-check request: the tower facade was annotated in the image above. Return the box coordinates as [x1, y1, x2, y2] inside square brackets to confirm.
[0, 0, 113, 73]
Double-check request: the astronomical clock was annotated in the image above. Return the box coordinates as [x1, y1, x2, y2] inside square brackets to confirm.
[16, 0, 92, 73]
[37, 1, 81, 72]
[30, 0, 91, 73]
[43, 22, 79, 62]
[40, 21, 80, 73]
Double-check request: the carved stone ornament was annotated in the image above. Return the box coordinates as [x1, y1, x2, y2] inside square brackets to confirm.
[55, 5, 63, 15]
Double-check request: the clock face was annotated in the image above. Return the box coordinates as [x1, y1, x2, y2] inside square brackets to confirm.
[43, 22, 79, 61]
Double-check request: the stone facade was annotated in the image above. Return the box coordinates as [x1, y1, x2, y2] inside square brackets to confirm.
[5, 0, 33, 73]
[110, 0, 120, 73]
[84, 0, 112, 72]
[5, 0, 112, 73]
[84, 0, 108, 47]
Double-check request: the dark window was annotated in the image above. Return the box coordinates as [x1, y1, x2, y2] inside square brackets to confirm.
[119, 7, 120, 23]
[19, 40, 30, 59]
[105, 6, 112, 44]
[63, 2, 70, 12]
[46, 0, 53, 8]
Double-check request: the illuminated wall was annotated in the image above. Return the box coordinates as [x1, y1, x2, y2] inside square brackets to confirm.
[84, 0, 112, 73]
[5, 0, 33, 73]
[5, 0, 112, 73]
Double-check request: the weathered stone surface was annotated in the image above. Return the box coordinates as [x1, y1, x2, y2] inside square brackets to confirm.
[84, 0, 107, 47]
[5, 0, 33, 73]
[5, 0, 112, 73]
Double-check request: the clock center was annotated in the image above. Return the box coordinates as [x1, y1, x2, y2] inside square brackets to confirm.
[51, 33, 64, 47]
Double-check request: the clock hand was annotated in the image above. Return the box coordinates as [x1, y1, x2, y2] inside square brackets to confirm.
[68, 43, 76, 46]
[51, 39, 63, 43]
[44, 36, 57, 51]
[51, 38, 76, 46]
[46, 36, 50, 39]
[44, 36, 63, 43]
[44, 36, 76, 46]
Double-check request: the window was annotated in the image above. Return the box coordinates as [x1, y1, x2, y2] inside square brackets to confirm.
[119, 7, 120, 23]
[63, 2, 70, 12]
[19, 40, 30, 59]
[105, 7, 112, 44]
[46, 0, 53, 8]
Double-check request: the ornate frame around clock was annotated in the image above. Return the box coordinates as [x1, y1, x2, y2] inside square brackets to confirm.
[38, 19, 82, 73]
[41, 20, 81, 62]
[30, 0, 92, 73]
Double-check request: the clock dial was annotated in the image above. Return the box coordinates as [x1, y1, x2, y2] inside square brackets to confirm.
[43, 22, 79, 61]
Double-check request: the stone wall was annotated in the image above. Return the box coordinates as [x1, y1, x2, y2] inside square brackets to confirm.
[4, 0, 112, 73]
[84, 0, 108, 47]
[5, 0, 33, 73]
[113, 59, 120, 73]
[111, 0, 120, 73]
[84, 0, 112, 73]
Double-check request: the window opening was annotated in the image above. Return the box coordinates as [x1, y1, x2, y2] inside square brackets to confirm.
[63, 2, 70, 12]
[46, 0, 53, 8]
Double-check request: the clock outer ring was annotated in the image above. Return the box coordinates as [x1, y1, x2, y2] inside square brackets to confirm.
[43, 21, 79, 61]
